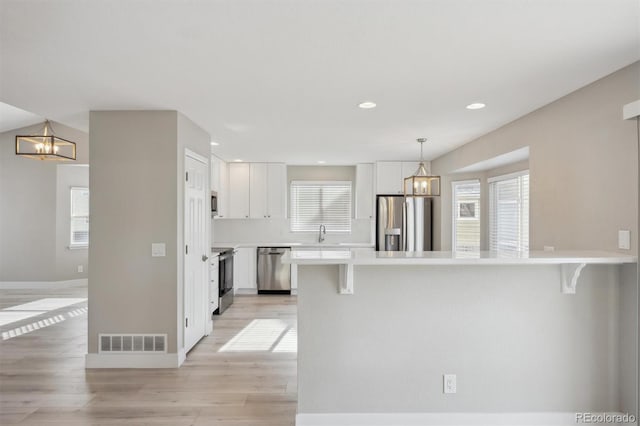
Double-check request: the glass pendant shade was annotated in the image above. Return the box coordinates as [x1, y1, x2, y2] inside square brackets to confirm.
[404, 139, 441, 197]
[15, 121, 76, 161]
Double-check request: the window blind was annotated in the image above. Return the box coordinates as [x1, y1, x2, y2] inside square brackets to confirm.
[290, 181, 351, 232]
[70, 187, 89, 247]
[489, 171, 529, 252]
[452, 180, 481, 252]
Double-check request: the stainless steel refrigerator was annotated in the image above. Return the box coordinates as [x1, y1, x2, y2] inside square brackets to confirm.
[376, 195, 433, 251]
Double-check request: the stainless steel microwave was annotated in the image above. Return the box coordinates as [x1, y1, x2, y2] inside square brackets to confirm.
[211, 191, 218, 216]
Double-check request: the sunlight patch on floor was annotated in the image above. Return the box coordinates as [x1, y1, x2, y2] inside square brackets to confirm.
[219, 319, 297, 353]
[1, 307, 88, 340]
[5, 298, 87, 311]
[273, 327, 297, 353]
[0, 311, 46, 327]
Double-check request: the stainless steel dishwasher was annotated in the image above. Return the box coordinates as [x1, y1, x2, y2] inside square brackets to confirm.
[257, 247, 291, 294]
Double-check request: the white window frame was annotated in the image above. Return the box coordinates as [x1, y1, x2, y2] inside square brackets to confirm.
[456, 200, 479, 220]
[488, 170, 529, 252]
[451, 179, 481, 252]
[290, 180, 352, 233]
[70, 186, 89, 249]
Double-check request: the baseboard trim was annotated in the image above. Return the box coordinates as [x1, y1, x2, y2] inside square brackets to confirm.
[0, 278, 88, 289]
[85, 353, 181, 369]
[178, 348, 186, 367]
[295, 412, 637, 426]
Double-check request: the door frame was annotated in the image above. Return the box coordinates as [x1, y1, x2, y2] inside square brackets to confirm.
[182, 149, 210, 357]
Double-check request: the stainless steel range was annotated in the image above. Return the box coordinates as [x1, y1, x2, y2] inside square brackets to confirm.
[212, 247, 234, 314]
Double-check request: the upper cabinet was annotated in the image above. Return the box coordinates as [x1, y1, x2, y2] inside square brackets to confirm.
[376, 161, 403, 194]
[228, 162, 287, 219]
[211, 155, 229, 218]
[266, 163, 286, 219]
[376, 161, 428, 195]
[228, 163, 251, 218]
[249, 163, 268, 218]
[356, 163, 374, 219]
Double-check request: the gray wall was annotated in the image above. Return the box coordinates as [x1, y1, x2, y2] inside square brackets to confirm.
[88, 110, 209, 355]
[432, 62, 640, 254]
[56, 165, 90, 280]
[0, 122, 89, 281]
[297, 263, 636, 413]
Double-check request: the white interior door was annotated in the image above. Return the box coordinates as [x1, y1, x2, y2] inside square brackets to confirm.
[184, 153, 208, 353]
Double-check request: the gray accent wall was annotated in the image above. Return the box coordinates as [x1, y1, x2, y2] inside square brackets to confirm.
[88, 110, 209, 356]
[432, 61, 640, 254]
[297, 263, 636, 413]
[0, 122, 89, 281]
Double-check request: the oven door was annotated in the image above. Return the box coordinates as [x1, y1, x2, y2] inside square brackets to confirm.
[211, 194, 218, 215]
[218, 251, 234, 296]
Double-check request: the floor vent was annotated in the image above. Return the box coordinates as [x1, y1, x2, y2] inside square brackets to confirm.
[98, 334, 167, 353]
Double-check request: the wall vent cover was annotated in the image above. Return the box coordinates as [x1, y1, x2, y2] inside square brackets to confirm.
[98, 334, 167, 354]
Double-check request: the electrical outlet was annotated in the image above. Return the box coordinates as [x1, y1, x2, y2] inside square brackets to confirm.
[443, 374, 456, 394]
[77, 265, 83, 273]
[618, 230, 631, 250]
[543, 246, 555, 252]
[152, 243, 166, 257]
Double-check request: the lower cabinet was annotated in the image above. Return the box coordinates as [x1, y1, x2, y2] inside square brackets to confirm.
[233, 247, 257, 291]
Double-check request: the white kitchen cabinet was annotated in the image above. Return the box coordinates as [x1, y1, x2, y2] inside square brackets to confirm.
[245, 163, 287, 219]
[401, 161, 421, 180]
[356, 163, 374, 219]
[375, 161, 430, 195]
[218, 160, 229, 218]
[228, 163, 250, 218]
[209, 258, 219, 315]
[250, 163, 268, 218]
[376, 161, 403, 194]
[266, 163, 286, 219]
[210, 155, 220, 192]
[233, 247, 257, 290]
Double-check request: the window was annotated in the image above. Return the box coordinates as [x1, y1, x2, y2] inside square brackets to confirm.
[489, 171, 529, 252]
[290, 181, 351, 232]
[70, 187, 89, 247]
[452, 180, 481, 252]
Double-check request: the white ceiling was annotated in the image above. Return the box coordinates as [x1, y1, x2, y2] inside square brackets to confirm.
[1, 1, 638, 164]
[0, 102, 43, 133]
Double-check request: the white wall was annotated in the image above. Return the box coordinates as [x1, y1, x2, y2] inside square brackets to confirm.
[432, 62, 640, 254]
[0, 122, 89, 281]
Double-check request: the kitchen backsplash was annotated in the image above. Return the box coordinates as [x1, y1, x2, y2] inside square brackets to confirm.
[212, 218, 374, 244]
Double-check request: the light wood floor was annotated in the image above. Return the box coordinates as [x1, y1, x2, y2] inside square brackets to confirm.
[0, 284, 297, 425]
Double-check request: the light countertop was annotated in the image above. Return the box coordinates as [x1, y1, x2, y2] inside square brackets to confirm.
[282, 249, 637, 266]
[212, 242, 375, 251]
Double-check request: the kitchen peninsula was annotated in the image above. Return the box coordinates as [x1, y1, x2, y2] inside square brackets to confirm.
[284, 249, 638, 425]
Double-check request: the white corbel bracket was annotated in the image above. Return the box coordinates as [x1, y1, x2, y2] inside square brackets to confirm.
[338, 264, 354, 295]
[560, 263, 587, 294]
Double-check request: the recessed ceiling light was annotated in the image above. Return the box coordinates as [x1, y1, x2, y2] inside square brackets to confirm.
[358, 101, 377, 109]
[317, 160, 326, 164]
[466, 103, 486, 110]
[210, 141, 219, 146]
[233, 159, 243, 162]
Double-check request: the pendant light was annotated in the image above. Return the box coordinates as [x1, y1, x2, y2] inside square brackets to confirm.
[15, 120, 76, 161]
[404, 138, 440, 197]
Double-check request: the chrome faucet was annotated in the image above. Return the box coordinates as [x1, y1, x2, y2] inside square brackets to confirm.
[318, 224, 326, 243]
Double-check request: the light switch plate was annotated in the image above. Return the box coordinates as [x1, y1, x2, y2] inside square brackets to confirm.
[618, 230, 631, 250]
[443, 374, 456, 394]
[152, 243, 166, 257]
